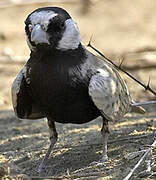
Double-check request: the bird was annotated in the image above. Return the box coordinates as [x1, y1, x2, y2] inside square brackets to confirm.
[11, 6, 145, 172]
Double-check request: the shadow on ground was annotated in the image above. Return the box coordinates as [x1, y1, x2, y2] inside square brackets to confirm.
[0, 110, 156, 179]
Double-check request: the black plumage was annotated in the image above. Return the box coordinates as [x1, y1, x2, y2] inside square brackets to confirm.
[26, 45, 101, 124]
[12, 7, 142, 172]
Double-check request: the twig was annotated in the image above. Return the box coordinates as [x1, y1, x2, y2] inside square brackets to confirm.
[132, 100, 156, 106]
[124, 149, 147, 160]
[119, 57, 124, 69]
[123, 139, 156, 180]
[87, 40, 156, 97]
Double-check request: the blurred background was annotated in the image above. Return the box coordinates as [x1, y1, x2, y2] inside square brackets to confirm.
[1, 0, 156, 111]
[1, 0, 156, 110]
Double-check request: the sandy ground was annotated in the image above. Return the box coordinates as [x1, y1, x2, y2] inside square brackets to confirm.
[0, 1, 156, 179]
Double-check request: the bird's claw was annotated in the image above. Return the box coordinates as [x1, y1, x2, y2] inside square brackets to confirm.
[89, 155, 108, 166]
[101, 154, 108, 162]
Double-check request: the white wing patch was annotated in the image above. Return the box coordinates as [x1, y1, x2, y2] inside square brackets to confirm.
[89, 66, 131, 121]
[11, 66, 26, 112]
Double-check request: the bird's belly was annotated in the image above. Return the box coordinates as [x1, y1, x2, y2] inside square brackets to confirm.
[27, 61, 100, 123]
[30, 83, 100, 124]
[49, 97, 100, 124]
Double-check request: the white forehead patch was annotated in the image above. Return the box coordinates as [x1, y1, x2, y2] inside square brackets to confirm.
[30, 10, 58, 30]
[57, 18, 81, 50]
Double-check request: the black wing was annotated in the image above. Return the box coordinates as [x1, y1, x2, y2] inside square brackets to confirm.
[11, 66, 45, 119]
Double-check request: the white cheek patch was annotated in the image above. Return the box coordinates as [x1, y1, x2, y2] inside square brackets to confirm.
[57, 18, 81, 50]
[30, 11, 58, 30]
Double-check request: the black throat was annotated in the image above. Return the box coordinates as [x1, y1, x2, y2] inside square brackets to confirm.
[30, 43, 86, 66]
[26, 44, 100, 123]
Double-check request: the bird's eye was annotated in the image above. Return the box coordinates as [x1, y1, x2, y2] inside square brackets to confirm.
[28, 24, 33, 32]
[60, 22, 65, 28]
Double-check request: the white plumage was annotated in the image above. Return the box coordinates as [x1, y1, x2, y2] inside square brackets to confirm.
[11, 66, 26, 114]
[57, 19, 81, 50]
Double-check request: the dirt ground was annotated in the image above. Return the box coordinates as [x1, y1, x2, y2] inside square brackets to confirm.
[0, 0, 156, 179]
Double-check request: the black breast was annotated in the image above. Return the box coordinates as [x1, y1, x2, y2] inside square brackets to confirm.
[26, 47, 101, 124]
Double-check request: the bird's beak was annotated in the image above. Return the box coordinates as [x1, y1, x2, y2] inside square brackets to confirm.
[31, 24, 50, 45]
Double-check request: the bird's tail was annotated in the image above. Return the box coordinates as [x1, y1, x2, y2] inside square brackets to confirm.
[131, 100, 156, 114]
[131, 105, 146, 114]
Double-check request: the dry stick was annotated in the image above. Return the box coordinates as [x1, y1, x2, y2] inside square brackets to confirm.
[132, 100, 156, 106]
[123, 139, 156, 180]
[87, 40, 156, 97]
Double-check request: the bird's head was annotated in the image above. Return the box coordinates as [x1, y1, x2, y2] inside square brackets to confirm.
[25, 7, 81, 51]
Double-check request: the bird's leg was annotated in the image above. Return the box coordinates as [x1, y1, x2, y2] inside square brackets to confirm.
[38, 118, 58, 173]
[101, 119, 109, 162]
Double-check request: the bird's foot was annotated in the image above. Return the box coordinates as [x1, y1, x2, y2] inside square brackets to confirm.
[101, 154, 108, 162]
[37, 126, 57, 174]
[89, 155, 108, 166]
